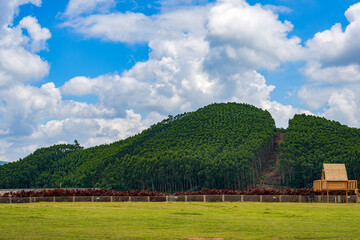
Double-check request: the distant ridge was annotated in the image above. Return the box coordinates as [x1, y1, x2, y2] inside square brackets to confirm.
[0, 161, 8, 165]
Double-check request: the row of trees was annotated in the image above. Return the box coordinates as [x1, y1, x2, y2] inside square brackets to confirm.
[0, 103, 275, 192]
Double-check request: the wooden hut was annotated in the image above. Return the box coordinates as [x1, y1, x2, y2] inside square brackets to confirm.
[313, 163, 358, 203]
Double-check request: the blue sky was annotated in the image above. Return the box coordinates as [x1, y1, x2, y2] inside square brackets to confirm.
[1, 0, 360, 162]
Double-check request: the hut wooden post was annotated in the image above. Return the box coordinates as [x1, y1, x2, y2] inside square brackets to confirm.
[346, 191, 348, 203]
[327, 190, 329, 203]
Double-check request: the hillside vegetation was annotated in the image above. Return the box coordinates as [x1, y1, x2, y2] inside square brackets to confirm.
[0, 103, 275, 191]
[279, 114, 360, 188]
[3, 104, 360, 191]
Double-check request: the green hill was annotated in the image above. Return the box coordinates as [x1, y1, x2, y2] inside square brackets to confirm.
[0, 161, 8, 165]
[0, 103, 275, 191]
[279, 114, 360, 188]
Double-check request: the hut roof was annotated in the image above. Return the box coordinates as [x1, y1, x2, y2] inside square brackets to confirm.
[322, 163, 348, 181]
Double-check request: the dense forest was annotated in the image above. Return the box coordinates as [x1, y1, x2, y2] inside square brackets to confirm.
[2, 104, 360, 191]
[279, 114, 360, 188]
[0, 103, 275, 191]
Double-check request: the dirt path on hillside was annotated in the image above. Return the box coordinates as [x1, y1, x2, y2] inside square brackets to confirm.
[255, 133, 285, 189]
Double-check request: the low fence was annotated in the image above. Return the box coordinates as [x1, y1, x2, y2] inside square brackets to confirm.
[0, 195, 358, 204]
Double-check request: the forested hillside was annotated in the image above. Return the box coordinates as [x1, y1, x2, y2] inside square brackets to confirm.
[0, 103, 275, 191]
[279, 114, 360, 188]
[0, 143, 83, 188]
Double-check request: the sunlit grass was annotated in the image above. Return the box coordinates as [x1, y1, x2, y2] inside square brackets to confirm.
[0, 202, 359, 239]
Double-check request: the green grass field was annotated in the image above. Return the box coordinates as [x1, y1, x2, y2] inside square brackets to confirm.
[1, 202, 359, 239]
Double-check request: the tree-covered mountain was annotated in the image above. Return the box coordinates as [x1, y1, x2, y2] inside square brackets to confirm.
[0, 103, 275, 191]
[3, 104, 359, 191]
[279, 114, 360, 188]
[0, 161, 8, 165]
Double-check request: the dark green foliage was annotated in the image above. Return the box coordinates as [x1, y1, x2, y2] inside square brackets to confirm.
[279, 114, 360, 188]
[0, 143, 83, 188]
[0, 103, 275, 191]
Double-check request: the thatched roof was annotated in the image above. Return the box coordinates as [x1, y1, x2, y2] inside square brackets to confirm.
[322, 163, 348, 181]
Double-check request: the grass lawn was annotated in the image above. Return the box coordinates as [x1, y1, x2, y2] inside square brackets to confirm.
[0, 202, 359, 239]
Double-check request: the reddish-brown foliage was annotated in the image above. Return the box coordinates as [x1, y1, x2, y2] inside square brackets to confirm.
[0, 189, 167, 197]
[2, 188, 344, 197]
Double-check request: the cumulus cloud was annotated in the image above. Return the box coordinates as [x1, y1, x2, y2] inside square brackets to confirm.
[0, 0, 52, 159]
[0, 48, 49, 86]
[305, 2, 360, 82]
[298, 85, 334, 110]
[0, 83, 115, 136]
[19, 16, 51, 52]
[307, 3, 360, 67]
[299, 85, 360, 127]
[205, 0, 304, 71]
[61, 0, 307, 119]
[0, 109, 165, 162]
[322, 89, 359, 126]
[303, 62, 360, 84]
[0, 2, 50, 87]
[298, 2, 360, 126]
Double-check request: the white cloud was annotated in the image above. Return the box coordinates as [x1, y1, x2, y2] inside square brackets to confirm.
[61, 76, 101, 96]
[63, 5, 209, 43]
[0, 83, 114, 136]
[307, 2, 360, 66]
[64, 0, 115, 17]
[227, 71, 311, 127]
[303, 62, 360, 84]
[19, 16, 51, 52]
[0, 2, 50, 87]
[265, 101, 313, 128]
[205, 0, 304, 71]
[0, 47, 49, 86]
[322, 89, 359, 126]
[0, 109, 165, 162]
[305, 2, 360, 82]
[298, 85, 334, 110]
[262, 4, 292, 14]
[58, 0, 310, 131]
[0, 0, 41, 26]
[298, 85, 360, 127]
[65, 12, 155, 43]
[297, 2, 360, 128]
